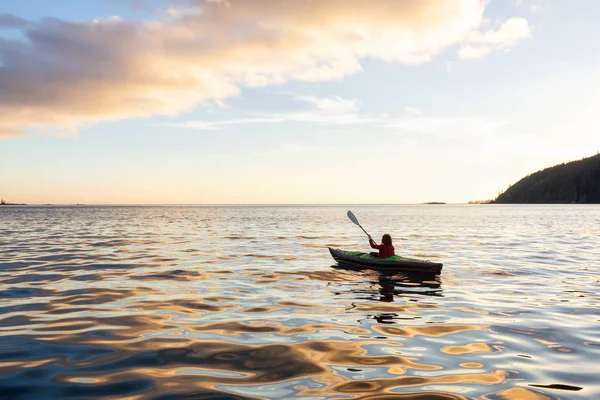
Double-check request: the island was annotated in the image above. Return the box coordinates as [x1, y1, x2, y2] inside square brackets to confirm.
[0, 199, 26, 206]
[493, 153, 600, 204]
[423, 202, 446, 204]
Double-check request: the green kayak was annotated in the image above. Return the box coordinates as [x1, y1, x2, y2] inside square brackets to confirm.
[329, 247, 443, 275]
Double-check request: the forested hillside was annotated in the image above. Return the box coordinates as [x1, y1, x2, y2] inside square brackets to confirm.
[494, 153, 600, 203]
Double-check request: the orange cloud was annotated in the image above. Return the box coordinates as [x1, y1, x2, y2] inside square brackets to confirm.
[0, 1, 530, 138]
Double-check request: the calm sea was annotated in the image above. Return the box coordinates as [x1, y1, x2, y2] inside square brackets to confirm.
[0, 205, 598, 399]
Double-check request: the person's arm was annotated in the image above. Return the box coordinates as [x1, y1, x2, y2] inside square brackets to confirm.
[369, 237, 381, 249]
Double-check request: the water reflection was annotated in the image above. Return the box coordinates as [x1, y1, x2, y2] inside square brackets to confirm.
[331, 264, 442, 303]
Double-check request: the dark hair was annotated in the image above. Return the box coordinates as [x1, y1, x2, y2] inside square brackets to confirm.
[382, 234, 392, 246]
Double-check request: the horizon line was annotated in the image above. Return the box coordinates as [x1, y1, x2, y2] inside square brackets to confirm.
[3, 202, 472, 206]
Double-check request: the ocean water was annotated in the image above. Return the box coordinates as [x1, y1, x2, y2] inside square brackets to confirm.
[0, 204, 598, 399]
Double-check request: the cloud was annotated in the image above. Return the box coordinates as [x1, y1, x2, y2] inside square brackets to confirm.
[459, 18, 531, 59]
[296, 95, 359, 115]
[0, 0, 530, 138]
[168, 94, 375, 129]
[168, 116, 287, 130]
[457, 45, 493, 59]
[168, 94, 508, 138]
[0, 13, 28, 30]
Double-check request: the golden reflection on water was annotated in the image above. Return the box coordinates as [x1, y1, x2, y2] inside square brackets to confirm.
[483, 387, 554, 400]
[39, 335, 511, 398]
[372, 324, 483, 338]
[441, 342, 494, 355]
[19, 311, 511, 398]
[459, 362, 484, 369]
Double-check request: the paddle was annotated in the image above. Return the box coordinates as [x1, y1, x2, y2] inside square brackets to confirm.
[347, 210, 373, 242]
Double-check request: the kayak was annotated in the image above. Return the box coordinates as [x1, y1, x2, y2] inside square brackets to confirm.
[328, 247, 443, 275]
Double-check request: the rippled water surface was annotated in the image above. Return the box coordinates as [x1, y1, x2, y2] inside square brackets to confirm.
[1, 205, 599, 399]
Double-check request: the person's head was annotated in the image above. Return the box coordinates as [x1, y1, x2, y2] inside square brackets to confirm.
[382, 234, 392, 246]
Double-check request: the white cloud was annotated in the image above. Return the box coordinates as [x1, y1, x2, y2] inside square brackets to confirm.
[168, 94, 509, 139]
[459, 17, 531, 59]
[0, 0, 531, 138]
[170, 116, 288, 130]
[166, 93, 373, 129]
[458, 45, 493, 59]
[469, 18, 531, 46]
[296, 96, 359, 114]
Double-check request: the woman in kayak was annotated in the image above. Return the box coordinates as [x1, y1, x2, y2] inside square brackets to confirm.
[369, 234, 395, 258]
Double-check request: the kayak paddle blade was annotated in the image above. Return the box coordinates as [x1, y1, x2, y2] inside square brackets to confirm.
[347, 210, 360, 226]
[347, 210, 373, 240]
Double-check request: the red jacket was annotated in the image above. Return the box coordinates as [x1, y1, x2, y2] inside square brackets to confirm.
[369, 240, 395, 258]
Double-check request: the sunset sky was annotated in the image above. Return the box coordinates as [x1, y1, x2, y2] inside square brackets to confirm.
[1, 0, 599, 204]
